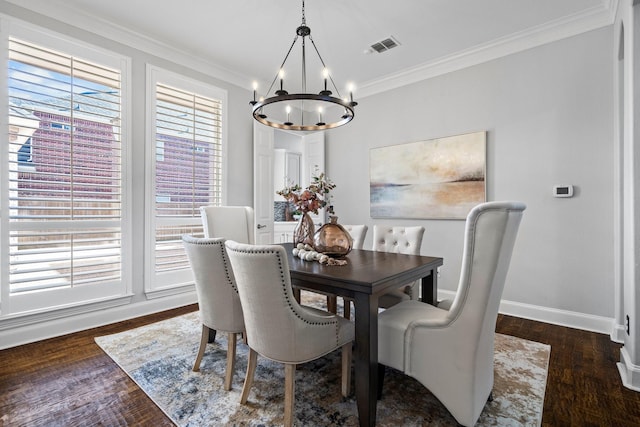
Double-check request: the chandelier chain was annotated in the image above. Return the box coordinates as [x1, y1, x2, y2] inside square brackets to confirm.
[308, 36, 342, 99]
[266, 35, 299, 97]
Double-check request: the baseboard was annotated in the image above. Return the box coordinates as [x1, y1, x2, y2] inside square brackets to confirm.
[618, 347, 640, 391]
[0, 291, 198, 350]
[438, 290, 614, 335]
[611, 323, 627, 344]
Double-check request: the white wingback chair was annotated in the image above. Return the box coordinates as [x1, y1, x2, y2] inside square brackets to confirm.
[225, 240, 355, 427]
[377, 201, 526, 426]
[200, 206, 255, 244]
[182, 235, 245, 391]
[373, 225, 425, 308]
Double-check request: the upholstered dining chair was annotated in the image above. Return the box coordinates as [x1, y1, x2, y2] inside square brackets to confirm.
[224, 240, 355, 427]
[182, 235, 245, 391]
[326, 224, 368, 317]
[342, 224, 368, 249]
[377, 201, 526, 426]
[373, 225, 425, 308]
[200, 205, 255, 243]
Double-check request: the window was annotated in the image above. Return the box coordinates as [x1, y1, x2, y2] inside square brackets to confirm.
[145, 66, 226, 294]
[2, 27, 130, 315]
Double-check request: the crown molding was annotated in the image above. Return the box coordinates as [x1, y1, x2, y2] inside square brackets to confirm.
[4, 0, 252, 89]
[6, 0, 619, 98]
[358, 1, 618, 99]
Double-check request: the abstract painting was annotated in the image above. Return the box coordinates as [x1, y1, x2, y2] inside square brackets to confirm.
[370, 131, 486, 219]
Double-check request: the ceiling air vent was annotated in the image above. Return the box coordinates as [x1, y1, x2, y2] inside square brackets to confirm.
[369, 36, 400, 53]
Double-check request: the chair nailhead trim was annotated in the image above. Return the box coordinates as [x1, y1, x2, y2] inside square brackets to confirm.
[227, 246, 340, 344]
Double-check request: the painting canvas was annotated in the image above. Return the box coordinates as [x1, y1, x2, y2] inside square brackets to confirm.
[370, 131, 486, 219]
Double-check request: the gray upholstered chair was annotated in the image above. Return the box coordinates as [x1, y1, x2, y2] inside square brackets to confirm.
[377, 201, 526, 426]
[373, 225, 425, 308]
[224, 240, 355, 427]
[182, 235, 245, 391]
[326, 224, 368, 317]
[200, 205, 255, 243]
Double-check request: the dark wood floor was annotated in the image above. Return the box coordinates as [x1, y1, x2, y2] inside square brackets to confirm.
[1, 306, 639, 426]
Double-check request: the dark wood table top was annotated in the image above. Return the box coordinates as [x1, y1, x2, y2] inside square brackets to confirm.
[282, 242, 443, 298]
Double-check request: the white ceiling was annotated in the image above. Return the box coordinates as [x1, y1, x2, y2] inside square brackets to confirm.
[11, 0, 615, 97]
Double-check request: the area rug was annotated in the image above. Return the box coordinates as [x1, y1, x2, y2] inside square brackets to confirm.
[96, 299, 550, 426]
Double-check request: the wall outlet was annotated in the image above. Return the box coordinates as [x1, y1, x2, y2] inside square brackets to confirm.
[626, 315, 630, 335]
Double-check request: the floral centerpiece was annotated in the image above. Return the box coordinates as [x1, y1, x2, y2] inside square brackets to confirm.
[277, 172, 335, 245]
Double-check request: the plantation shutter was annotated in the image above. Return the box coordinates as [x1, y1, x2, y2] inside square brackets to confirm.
[152, 81, 223, 283]
[7, 37, 123, 298]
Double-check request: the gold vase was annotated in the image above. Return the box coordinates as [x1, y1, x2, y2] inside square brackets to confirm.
[313, 216, 353, 257]
[293, 212, 315, 246]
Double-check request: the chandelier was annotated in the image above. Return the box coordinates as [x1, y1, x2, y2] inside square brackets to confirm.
[250, 0, 357, 131]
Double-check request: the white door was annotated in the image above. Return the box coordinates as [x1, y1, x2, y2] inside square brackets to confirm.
[253, 125, 325, 243]
[303, 131, 326, 226]
[253, 122, 274, 244]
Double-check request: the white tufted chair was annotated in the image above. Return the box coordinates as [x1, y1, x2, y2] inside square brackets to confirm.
[182, 235, 245, 391]
[342, 224, 368, 249]
[200, 206, 255, 244]
[377, 201, 526, 426]
[225, 240, 355, 427]
[373, 225, 425, 308]
[325, 225, 368, 317]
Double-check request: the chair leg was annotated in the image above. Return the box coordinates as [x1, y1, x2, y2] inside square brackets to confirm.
[240, 348, 258, 404]
[377, 363, 386, 400]
[192, 325, 209, 372]
[327, 295, 337, 313]
[343, 298, 351, 319]
[341, 342, 352, 397]
[224, 332, 237, 391]
[284, 363, 296, 427]
[208, 327, 217, 343]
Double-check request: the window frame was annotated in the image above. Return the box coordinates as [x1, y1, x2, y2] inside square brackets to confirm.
[0, 18, 133, 317]
[144, 65, 228, 297]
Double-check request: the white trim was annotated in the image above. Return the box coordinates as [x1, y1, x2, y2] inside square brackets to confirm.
[144, 282, 195, 300]
[5, 0, 619, 97]
[618, 346, 640, 391]
[3, 0, 249, 88]
[438, 289, 615, 335]
[0, 16, 133, 316]
[144, 65, 228, 294]
[358, 2, 618, 98]
[0, 291, 197, 350]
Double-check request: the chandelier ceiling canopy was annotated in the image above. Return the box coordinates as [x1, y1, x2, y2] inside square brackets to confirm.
[250, 0, 357, 132]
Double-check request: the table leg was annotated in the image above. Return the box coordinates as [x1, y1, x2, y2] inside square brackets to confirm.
[421, 268, 438, 305]
[353, 293, 379, 427]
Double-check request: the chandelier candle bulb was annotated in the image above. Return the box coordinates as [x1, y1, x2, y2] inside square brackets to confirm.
[285, 105, 293, 126]
[251, 81, 258, 105]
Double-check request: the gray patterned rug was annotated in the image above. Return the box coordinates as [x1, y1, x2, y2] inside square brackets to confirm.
[96, 296, 550, 426]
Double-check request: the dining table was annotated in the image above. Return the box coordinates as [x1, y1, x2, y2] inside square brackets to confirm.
[283, 242, 444, 427]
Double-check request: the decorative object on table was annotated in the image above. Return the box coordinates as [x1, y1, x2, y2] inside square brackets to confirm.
[313, 216, 353, 257]
[293, 212, 315, 247]
[370, 131, 486, 219]
[248, 0, 357, 132]
[292, 243, 347, 266]
[277, 172, 335, 247]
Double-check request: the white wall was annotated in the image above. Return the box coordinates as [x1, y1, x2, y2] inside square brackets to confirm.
[326, 27, 615, 331]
